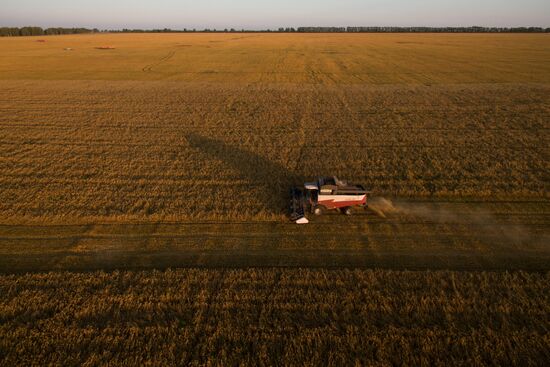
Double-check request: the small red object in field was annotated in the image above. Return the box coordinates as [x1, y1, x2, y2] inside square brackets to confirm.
[95, 46, 116, 50]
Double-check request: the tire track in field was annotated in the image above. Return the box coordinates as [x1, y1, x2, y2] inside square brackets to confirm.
[142, 35, 259, 74]
[142, 50, 177, 73]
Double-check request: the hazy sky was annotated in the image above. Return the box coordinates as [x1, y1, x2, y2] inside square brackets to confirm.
[2, 0, 549, 29]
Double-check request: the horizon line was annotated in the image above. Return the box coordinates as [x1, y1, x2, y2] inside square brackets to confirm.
[2, 25, 549, 31]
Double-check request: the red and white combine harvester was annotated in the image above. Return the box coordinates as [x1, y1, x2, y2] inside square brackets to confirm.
[290, 177, 370, 224]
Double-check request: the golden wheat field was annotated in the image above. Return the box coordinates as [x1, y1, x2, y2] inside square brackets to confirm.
[0, 33, 549, 364]
[1, 33, 550, 83]
[1, 269, 549, 365]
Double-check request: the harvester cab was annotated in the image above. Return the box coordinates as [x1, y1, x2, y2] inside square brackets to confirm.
[290, 176, 370, 224]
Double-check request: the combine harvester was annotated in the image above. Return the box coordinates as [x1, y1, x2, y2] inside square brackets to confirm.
[290, 176, 370, 224]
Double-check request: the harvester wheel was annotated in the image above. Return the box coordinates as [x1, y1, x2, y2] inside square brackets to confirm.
[313, 205, 325, 216]
[343, 207, 354, 216]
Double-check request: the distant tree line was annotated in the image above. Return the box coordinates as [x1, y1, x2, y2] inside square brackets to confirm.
[114, 28, 272, 33]
[2, 26, 549, 36]
[0, 27, 98, 37]
[299, 26, 550, 33]
[104, 26, 550, 33]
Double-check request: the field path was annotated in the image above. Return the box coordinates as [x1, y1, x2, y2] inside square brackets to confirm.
[1, 200, 548, 273]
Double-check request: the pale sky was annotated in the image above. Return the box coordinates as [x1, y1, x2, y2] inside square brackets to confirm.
[2, 0, 549, 29]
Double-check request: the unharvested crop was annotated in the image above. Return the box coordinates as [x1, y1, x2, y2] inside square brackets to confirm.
[1, 34, 548, 224]
[1, 269, 549, 366]
[0, 82, 548, 223]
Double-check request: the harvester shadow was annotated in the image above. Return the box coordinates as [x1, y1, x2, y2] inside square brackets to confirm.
[185, 133, 305, 216]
